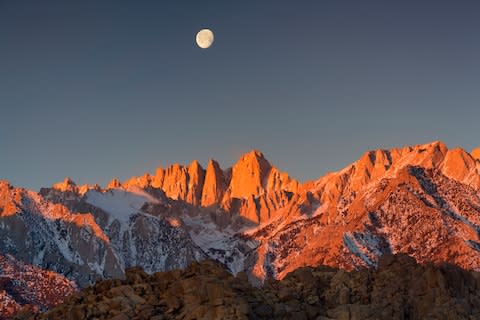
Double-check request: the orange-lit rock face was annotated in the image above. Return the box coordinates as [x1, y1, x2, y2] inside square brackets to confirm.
[314, 142, 479, 199]
[266, 167, 299, 194]
[52, 177, 77, 193]
[160, 163, 191, 201]
[68, 210, 110, 243]
[228, 150, 272, 199]
[224, 150, 298, 198]
[441, 148, 478, 186]
[218, 150, 299, 222]
[1, 181, 110, 243]
[78, 184, 101, 195]
[123, 161, 207, 206]
[98, 142, 479, 234]
[52, 178, 99, 195]
[0, 180, 21, 217]
[238, 195, 260, 223]
[107, 178, 122, 189]
[246, 141, 480, 281]
[123, 173, 152, 189]
[186, 160, 205, 206]
[472, 148, 480, 161]
[110, 150, 300, 224]
[312, 141, 453, 211]
[159, 164, 182, 199]
[151, 167, 165, 189]
[201, 159, 225, 206]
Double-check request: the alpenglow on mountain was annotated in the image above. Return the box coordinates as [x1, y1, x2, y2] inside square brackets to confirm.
[1, 141, 480, 316]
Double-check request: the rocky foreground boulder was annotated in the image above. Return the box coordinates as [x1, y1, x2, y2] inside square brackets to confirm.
[14, 254, 480, 320]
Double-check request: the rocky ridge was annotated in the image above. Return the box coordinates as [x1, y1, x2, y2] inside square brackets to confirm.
[0, 181, 206, 288]
[16, 254, 480, 320]
[2, 141, 480, 317]
[0, 254, 76, 319]
[246, 141, 480, 281]
[115, 150, 299, 224]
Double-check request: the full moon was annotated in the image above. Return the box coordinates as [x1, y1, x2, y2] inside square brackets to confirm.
[196, 29, 214, 49]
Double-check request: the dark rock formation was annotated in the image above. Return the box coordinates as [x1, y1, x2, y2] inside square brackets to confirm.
[16, 254, 480, 320]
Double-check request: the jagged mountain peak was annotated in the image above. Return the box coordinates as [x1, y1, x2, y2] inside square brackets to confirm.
[188, 159, 203, 169]
[205, 158, 222, 171]
[241, 149, 267, 160]
[442, 147, 478, 180]
[201, 159, 225, 207]
[308, 140, 480, 230]
[2, 141, 480, 316]
[0, 179, 12, 189]
[107, 177, 122, 189]
[50, 177, 100, 195]
[228, 150, 273, 199]
[472, 147, 480, 161]
[52, 177, 77, 192]
[234, 150, 271, 172]
[319, 140, 473, 190]
[123, 172, 152, 189]
[99, 150, 298, 220]
[0, 180, 21, 217]
[356, 140, 448, 168]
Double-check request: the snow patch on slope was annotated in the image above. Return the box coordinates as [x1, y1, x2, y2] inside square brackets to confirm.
[343, 231, 385, 267]
[85, 188, 159, 223]
[182, 215, 250, 275]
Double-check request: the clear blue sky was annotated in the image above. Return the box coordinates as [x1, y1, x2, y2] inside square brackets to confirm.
[1, 0, 479, 190]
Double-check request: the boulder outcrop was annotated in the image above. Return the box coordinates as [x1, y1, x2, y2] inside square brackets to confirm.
[19, 254, 480, 320]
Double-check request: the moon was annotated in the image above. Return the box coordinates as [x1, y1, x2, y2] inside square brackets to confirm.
[196, 29, 214, 49]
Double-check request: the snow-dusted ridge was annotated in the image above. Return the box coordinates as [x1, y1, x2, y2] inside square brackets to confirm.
[2, 141, 480, 313]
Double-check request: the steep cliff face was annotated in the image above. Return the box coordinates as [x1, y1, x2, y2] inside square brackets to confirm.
[185, 160, 206, 206]
[116, 150, 299, 224]
[106, 178, 122, 189]
[201, 159, 226, 207]
[472, 147, 480, 161]
[442, 147, 480, 188]
[122, 162, 207, 206]
[228, 150, 272, 199]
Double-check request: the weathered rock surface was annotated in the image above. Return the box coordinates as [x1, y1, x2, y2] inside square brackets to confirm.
[0, 181, 206, 289]
[2, 142, 480, 317]
[472, 147, 480, 161]
[118, 150, 299, 223]
[201, 159, 226, 207]
[0, 254, 76, 319]
[17, 254, 480, 320]
[247, 141, 480, 280]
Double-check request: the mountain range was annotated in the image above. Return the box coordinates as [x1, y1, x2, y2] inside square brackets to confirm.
[1, 140, 480, 317]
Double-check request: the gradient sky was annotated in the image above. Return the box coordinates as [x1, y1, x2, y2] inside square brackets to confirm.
[1, 0, 479, 190]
